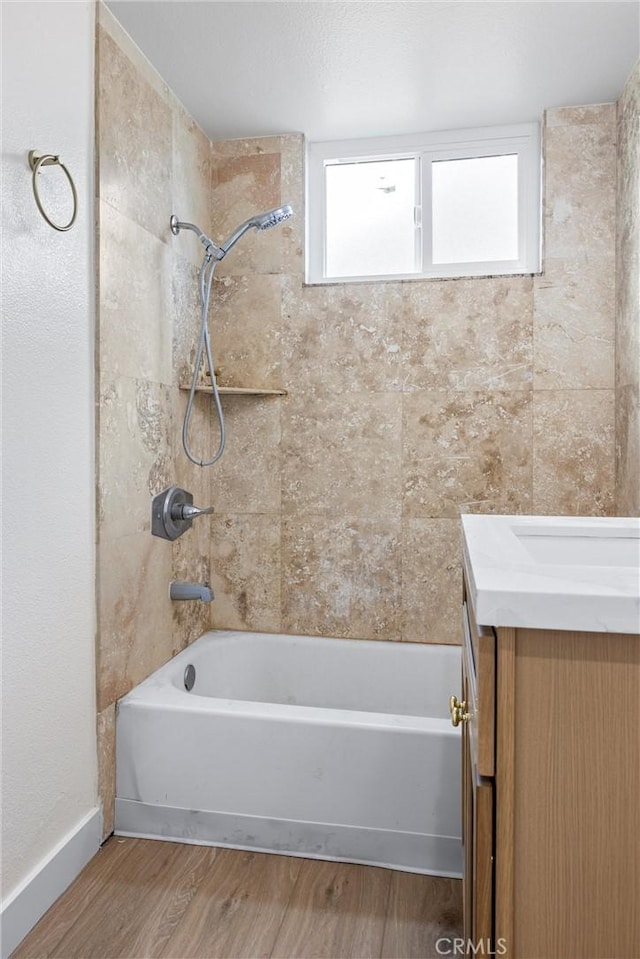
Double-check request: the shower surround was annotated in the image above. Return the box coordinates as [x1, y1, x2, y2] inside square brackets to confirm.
[96, 0, 631, 840]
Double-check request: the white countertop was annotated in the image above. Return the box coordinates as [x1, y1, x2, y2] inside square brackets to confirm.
[461, 514, 640, 634]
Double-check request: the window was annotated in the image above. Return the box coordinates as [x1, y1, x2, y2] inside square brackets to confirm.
[306, 124, 541, 283]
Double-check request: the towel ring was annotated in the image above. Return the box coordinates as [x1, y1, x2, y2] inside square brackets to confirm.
[28, 150, 78, 232]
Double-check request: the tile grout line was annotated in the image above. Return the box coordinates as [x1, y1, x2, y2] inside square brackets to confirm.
[278, 272, 285, 635]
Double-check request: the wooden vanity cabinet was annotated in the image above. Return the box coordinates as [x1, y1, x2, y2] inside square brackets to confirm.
[460, 574, 640, 959]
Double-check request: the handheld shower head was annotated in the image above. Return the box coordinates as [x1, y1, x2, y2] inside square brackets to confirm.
[255, 204, 294, 231]
[219, 204, 293, 255]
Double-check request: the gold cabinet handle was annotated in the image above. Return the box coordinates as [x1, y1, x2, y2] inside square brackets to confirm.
[449, 694, 470, 727]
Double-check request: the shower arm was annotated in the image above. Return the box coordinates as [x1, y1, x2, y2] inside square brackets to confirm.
[169, 215, 225, 261]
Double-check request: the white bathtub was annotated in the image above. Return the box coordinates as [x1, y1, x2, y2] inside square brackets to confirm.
[115, 630, 462, 876]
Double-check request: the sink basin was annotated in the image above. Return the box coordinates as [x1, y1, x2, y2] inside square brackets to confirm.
[512, 524, 640, 567]
[461, 514, 640, 633]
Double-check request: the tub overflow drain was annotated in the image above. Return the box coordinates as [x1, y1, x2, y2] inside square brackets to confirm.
[184, 664, 196, 691]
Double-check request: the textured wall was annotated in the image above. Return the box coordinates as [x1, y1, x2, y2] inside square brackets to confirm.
[615, 62, 640, 516]
[208, 105, 617, 644]
[95, 5, 213, 837]
[1, 0, 97, 903]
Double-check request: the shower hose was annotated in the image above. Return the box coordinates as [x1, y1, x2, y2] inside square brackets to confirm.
[182, 251, 225, 467]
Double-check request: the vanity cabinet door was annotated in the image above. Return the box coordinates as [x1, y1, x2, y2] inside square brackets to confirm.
[462, 597, 495, 777]
[462, 669, 494, 950]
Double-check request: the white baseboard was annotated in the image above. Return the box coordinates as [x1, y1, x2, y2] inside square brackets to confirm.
[0, 807, 102, 958]
[115, 798, 462, 879]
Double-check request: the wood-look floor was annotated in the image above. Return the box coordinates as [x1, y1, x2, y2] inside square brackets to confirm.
[13, 838, 462, 959]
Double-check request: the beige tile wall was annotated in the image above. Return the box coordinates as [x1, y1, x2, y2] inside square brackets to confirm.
[95, 5, 213, 837]
[534, 104, 617, 516]
[615, 61, 640, 516]
[208, 105, 617, 645]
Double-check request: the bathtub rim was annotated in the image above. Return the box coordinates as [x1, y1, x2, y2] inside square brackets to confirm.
[118, 686, 459, 735]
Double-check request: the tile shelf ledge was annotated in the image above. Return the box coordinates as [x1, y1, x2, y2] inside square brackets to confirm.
[179, 383, 287, 397]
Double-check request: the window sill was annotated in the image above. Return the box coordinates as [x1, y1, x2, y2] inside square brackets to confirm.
[303, 269, 542, 288]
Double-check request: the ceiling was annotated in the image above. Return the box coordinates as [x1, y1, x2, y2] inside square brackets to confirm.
[107, 1, 639, 143]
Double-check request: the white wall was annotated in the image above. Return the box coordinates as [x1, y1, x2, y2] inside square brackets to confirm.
[1, 0, 98, 937]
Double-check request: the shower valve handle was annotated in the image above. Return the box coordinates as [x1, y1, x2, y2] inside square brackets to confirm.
[152, 485, 214, 541]
[171, 503, 214, 521]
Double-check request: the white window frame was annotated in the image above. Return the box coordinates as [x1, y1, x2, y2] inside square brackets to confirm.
[306, 123, 541, 284]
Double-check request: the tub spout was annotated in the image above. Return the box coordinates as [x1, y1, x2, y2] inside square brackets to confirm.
[169, 581, 214, 602]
